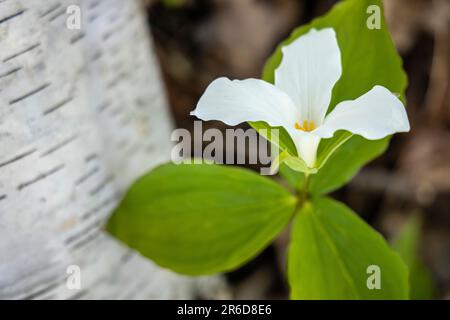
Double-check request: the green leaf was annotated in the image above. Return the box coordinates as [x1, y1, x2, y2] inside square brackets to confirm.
[288, 197, 409, 299]
[249, 122, 319, 174]
[280, 135, 388, 194]
[392, 215, 435, 300]
[249, 121, 297, 156]
[284, 155, 317, 175]
[264, 0, 407, 192]
[107, 163, 297, 275]
[315, 131, 353, 169]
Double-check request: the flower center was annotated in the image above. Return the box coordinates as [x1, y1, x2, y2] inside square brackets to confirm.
[295, 120, 315, 132]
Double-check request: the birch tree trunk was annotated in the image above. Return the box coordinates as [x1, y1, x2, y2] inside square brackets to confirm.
[0, 0, 222, 299]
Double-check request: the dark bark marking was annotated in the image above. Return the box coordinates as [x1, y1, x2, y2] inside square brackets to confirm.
[17, 164, 65, 191]
[0, 148, 36, 169]
[9, 82, 50, 105]
[3, 43, 40, 62]
[42, 96, 73, 115]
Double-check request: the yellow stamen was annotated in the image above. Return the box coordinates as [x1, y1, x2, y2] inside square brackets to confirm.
[295, 120, 315, 132]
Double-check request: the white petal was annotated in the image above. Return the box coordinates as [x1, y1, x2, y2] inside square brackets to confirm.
[275, 28, 342, 125]
[286, 129, 321, 168]
[191, 77, 298, 128]
[313, 86, 410, 139]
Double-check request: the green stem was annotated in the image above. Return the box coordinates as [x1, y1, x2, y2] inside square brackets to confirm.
[302, 172, 310, 201]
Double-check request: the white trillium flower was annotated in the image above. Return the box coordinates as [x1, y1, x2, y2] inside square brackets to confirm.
[191, 28, 410, 168]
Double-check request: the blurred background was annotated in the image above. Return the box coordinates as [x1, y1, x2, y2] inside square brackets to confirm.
[144, 0, 449, 299]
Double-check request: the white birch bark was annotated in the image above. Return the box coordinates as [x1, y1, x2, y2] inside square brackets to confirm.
[0, 0, 224, 299]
